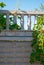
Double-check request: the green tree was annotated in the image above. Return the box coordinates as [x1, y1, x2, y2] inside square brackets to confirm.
[0, 14, 6, 30]
[0, 2, 6, 32]
[9, 17, 21, 30]
[0, 2, 6, 9]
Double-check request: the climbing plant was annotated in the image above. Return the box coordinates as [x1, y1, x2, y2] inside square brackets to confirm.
[30, 15, 44, 65]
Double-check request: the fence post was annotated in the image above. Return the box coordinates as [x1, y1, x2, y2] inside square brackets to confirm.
[6, 13, 9, 30]
[27, 15, 31, 30]
[13, 14, 17, 24]
[20, 15, 24, 30]
[34, 15, 37, 24]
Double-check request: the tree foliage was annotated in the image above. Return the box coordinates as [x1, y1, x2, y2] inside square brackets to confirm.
[0, 14, 6, 31]
[9, 17, 21, 30]
[0, 2, 6, 8]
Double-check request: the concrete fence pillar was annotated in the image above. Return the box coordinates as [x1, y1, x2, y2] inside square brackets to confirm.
[13, 15, 17, 24]
[27, 15, 31, 30]
[34, 15, 37, 24]
[20, 15, 24, 30]
[6, 13, 9, 30]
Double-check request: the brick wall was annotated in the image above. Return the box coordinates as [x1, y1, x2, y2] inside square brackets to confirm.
[0, 30, 41, 65]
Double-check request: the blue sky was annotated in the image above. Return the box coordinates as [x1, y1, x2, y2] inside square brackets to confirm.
[0, 0, 44, 10]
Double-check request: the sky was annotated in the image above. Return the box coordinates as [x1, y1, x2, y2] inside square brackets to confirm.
[0, 0, 44, 10]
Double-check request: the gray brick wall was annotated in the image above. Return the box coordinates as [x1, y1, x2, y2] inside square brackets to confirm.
[0, 30, 41, 65]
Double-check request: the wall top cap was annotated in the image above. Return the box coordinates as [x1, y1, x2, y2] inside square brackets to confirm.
[0, 10, 44, 15]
